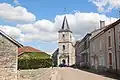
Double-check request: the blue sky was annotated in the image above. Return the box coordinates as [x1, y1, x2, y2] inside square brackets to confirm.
[0, 0, 119, 54]
[1, 0, 119, 19]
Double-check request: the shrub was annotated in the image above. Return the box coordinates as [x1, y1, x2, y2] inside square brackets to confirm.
[18, 58, 52, 69]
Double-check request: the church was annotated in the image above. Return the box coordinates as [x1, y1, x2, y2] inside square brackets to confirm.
[54, 16, 75, 66]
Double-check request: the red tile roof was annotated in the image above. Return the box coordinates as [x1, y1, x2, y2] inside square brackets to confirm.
[18, 46, 41, 55]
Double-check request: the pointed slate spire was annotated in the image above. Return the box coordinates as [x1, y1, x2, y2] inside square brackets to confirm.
[62, 16, 70, 30]
[58, 16, 72, 33]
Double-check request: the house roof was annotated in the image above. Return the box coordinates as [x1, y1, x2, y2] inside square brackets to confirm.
[104, 19, 120, 32]
[18, 46, 41, 55]
[0, 30, 23, 47]
[58, 16, 72, 33]
[90, 26, 106, 40]
[90, 19, 120, 40]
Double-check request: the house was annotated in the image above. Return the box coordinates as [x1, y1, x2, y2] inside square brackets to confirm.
[75, 21, 106, 69]
[90, 19, 120, 74]
[52, 48, 59, 67]
[104, 19, 120, 74]
[90, 27, 107, 71]
[0, 30, 22, 80]
[57, 16, 75, 66]
[18, 46, 50, 59]
[75, 41, 81, 67]
[75, 33, 91, 68]
[18, 46, 41, 56]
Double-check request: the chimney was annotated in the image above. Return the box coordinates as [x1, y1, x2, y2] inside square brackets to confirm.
[100, 20, 105, 28]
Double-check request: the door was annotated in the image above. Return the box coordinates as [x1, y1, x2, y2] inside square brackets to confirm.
[62, 59, 66, 65]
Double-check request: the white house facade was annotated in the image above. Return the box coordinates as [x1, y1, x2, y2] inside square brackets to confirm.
[90, 19, 120, 74]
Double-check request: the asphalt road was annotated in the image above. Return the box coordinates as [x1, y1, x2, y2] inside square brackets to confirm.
[51, 67, 116, 80]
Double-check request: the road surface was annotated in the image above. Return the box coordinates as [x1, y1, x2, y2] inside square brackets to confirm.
[51, 67, 116, 80]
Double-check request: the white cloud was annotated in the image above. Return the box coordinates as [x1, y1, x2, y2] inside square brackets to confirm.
[54, 12, 117, 35]
[0, 12, 118, 43]
[13, 0, 20, 6]
[0, 3, 36, 23]
[0, 25, 21, 39]
[89, 0, 120, 12]
[16, 19, 57, 42]
[34, 20, 54, 32]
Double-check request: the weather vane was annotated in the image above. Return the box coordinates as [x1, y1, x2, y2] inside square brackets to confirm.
[64, 8, 67, 14]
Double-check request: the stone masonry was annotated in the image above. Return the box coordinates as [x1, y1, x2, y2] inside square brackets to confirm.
[0, 34, 18, 80]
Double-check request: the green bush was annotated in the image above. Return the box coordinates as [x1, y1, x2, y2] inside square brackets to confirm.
[19, 52, 50, 59]
[18, 58, 52, 69]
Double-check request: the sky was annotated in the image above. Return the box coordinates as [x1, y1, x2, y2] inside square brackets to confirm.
[0, 0, 120, 54]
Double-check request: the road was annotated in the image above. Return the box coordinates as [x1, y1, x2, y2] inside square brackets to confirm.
[51, 67, 116, 80]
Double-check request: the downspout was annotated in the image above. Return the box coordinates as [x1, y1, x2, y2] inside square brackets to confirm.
[88, 40, 91, 68]
[113, 27, 118, 74]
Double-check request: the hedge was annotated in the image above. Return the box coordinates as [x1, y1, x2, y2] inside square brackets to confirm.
[18, 58, 52, 69]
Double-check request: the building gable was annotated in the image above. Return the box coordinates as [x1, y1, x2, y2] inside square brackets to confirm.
[0, 30, 23, 47]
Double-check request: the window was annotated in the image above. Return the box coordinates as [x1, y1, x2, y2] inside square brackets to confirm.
[108, 36, 111, 47]
[109, 53, 112, 65]
[63, 34, 65, 38]
[63, 45, 65, 51]
[70, 35, 71, 39]
[93, 44, 95, 52]
[118, 31, 120, 44]
[84, 41, 87, 49]
[100, 40, 102, 50]
[99, 55, 105, 66]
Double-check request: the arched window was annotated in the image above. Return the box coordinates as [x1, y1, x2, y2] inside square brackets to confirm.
[63, 45, 65, 51]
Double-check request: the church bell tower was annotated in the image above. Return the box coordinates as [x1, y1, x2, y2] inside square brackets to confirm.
[58, 16, 75, 66]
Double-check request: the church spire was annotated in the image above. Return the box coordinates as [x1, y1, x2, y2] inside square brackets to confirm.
[62, 16, 70, 30]
[59, 16, 72, 33]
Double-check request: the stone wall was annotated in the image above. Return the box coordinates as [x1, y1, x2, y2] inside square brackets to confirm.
[0, 34, 18, 80]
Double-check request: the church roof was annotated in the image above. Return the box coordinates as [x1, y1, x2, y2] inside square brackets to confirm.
[58, 16, 72, 33]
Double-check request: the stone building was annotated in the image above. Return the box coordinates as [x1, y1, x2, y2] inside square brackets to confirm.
[52, 48, 59, 67]
[57, 16, 75, 66]
[104, 19, 120, 74]
[0, 30, 22, 80]
[90, 19, 120, 73]
[90, 28, 107, 71]
[75, 33, 91, 68]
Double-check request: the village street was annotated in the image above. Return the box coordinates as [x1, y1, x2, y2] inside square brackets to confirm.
[51, 67, 116, 80]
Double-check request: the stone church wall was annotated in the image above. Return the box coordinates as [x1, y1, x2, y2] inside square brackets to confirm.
[0, 34, 18, 80]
